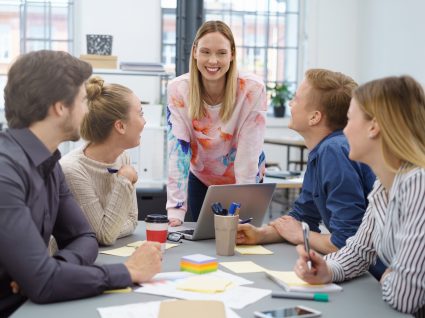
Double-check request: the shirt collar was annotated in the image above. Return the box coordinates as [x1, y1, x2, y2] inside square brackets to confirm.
[308, 130, 344, 162]
[367, 162, 413, 204]
[8, 128, 60, 167]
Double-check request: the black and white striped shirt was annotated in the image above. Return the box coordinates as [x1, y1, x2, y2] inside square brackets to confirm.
[325, 165, 425, 316]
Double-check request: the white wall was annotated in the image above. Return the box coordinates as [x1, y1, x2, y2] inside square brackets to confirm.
[304, 0, 425, 84]
[357, 0, 425, 84]
[304, 0, 360, 80]
[75, 0, 163, 103]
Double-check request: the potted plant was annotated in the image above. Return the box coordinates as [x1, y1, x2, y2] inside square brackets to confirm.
[268, 82, 293, 118]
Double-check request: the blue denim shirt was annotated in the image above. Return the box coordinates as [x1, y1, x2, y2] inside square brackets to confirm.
[289, 130, 375, 248]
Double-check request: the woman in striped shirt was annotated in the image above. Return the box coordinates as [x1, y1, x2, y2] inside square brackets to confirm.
[294, 75, 425, 316]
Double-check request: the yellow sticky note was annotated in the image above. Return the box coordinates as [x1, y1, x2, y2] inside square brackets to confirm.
[126, 240, 146, 248]
[100, 246, 135, 257]
[235, 245, 274, 255]
[219, 261, 266, 273]
[176, 276, 232, 293]
[127, 240, 179, 250]
[165, 243, 179, 249]
[103, 287, 132, 294]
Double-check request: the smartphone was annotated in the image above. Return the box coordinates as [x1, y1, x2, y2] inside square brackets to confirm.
[254, 305, 321, 318]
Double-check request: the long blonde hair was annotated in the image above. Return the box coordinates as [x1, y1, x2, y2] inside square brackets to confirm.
[189, 20, 237, 122]
[82, 76, 133, 143]
[353, 75, 425, 170]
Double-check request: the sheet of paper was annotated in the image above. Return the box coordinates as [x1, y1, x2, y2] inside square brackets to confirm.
[127, 240, 179, 250]
[99, 246, 135, 257]
[135, 283, 270, 310]
[97, 300, 241, 318]
[149, 271, 194, 283]
[126, 240, 146, 248]
[101, 242, 179, 257]
[212, 270, 253, 285]
[145, 270, 251, 287]
[235, 245, 274, 255]
[176, 276, 232, 293]
[220, 261, 267, 273]
[134, 271, 267, 309]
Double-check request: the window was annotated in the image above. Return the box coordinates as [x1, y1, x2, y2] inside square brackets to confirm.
[0, 0, 74, 74]
[160, 0, 301, 93]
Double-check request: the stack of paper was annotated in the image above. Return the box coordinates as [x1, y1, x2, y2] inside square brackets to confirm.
[135, 270, 271, 309]
[266, 271, 343, 293]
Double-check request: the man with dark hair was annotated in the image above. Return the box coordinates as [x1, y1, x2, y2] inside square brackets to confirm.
[0, 50, 162, 316]
[238, 69, 376, 254]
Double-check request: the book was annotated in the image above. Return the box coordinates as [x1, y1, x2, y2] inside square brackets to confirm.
[266, 271, 343, 293]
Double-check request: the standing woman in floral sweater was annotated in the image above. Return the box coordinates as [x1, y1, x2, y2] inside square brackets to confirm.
[167, 20, 267, 226]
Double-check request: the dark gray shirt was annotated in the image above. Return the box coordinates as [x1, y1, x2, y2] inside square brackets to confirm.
[0, 129, 131, 316]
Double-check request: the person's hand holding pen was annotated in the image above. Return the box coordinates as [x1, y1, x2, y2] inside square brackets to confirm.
[236, 223, 262, 245]
[301, 222, 312, 271]
[239, 217, 253, 224]
[108, 165, 138, 185]
[293, 244, 333, 285]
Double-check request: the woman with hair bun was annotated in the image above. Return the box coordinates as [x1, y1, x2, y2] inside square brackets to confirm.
[60, 76, 145, 245]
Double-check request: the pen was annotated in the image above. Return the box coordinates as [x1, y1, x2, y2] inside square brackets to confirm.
[239, 217, 253, 224]
[228, 202, 241, 216]
[301, 222, 312, 271]
[107, 168, 119, 174]
[272, 291, 329, 302]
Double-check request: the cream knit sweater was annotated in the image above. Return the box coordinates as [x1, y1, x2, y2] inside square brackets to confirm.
[60, 145, 138, 246]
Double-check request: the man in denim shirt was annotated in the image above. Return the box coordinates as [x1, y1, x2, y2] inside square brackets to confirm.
[237, 69, 376, 256]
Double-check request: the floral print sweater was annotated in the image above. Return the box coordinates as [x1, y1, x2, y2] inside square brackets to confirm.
[166, 72, 267, 222]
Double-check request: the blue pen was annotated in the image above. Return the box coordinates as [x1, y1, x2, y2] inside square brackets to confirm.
[239, 217, 253, 224]
[228, 202, 241, 216]
[107, 168, 119, 174]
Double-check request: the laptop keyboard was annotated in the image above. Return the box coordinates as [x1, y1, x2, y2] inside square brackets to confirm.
[178, 229, 194, 235]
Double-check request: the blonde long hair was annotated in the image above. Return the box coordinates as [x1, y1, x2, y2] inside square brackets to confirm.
[353, 75, 425, 170]
[189, 20, 237, 122]
[81, 76, 133, 143]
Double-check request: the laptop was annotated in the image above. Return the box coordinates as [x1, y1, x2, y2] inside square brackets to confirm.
[171, 183, 276, 240]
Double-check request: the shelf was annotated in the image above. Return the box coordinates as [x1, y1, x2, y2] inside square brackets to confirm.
[93, 69, 174, 78]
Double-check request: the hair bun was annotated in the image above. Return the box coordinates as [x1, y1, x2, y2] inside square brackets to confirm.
[86, 76, 104, 101]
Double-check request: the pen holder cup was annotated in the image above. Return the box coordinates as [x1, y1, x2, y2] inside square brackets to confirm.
[214, 214, 239, 256]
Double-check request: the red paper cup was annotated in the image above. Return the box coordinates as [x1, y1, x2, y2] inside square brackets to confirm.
[145, 214, 168, 250]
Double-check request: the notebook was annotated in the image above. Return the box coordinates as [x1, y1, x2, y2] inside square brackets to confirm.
[171, 183, 276, 240]
[266, 271, 343, 293]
